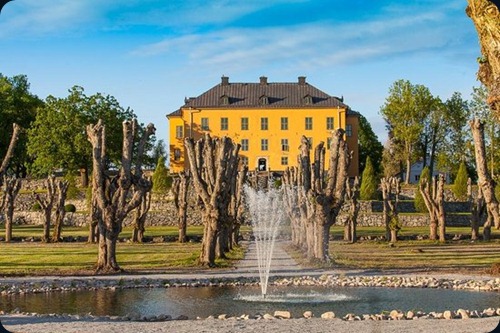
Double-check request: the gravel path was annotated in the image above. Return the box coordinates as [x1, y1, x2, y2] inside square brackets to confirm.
[1, 240, 500, 333]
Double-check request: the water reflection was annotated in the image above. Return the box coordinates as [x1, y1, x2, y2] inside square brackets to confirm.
[1, 285, 498, 318]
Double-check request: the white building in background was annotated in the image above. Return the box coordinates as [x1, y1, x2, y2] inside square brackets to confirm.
[402, 158, 451, 184]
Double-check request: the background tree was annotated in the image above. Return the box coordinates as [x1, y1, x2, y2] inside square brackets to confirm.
[0, 74, 44, 177]
[380, 80, 434, 184]
[436, 92, 473, 179]
[453, 161, 469, 201]
[131, 188, 152, 243]
[360, 156, 378, 200]
[358, 114, 383, 175]
[381, 138, 402, 178]
[27, 86, 137, 186]
[414, 167, 430, 213]
[87, 119, 155, 272]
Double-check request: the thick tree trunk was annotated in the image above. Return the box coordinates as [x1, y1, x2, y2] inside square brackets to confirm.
[200, 216, 219, 266]
[87, 119, 155, 273]
[184, 134, 240, 267]
[34, 176, 57, 243]
[52, 180, 69, 242]
[132, 190, 151, 243]
[484, 213, 492, 241]
[470, 119, 500, 229]
[172, 172, 190, 243]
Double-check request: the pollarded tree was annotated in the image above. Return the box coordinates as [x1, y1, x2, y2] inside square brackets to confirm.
[344, 177, 360, 243]
[381, 177, 401, 243]
[467, 0, 500, 230]
[360, 156, 378, 200]
[171, 171, 190, 243]
[33, 175, 57, 243]
[131, 187, 152, 243]
[453, 161, 469, 201]
[87, 119, 155, 272]
[1, 176, 22, 242]
[419, 174, 446, 242]
[184, 133, 240, 267]
[0, 123, 21, 183]
[229, 166, 248, 248]
[284, 131, 350, 261]
[52, 179, 69, 242]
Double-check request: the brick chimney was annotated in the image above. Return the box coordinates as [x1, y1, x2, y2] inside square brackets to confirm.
[298, 76, 306, 85]
[221, 76, 229, 86]
[260, 76, 268, 85]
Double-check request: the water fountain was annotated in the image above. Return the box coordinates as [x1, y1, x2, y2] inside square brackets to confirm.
[244, 185, 286, 297]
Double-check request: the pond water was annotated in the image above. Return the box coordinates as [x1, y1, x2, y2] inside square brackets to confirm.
[1, 285, 498, 318]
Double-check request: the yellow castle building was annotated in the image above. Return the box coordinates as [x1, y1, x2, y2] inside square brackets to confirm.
[167, 76, 359, 177]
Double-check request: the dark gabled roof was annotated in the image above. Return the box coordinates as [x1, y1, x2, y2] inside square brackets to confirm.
[168, 77, 349, 116]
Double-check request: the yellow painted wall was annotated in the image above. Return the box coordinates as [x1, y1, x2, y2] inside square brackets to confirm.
[168, 107, 359, 177]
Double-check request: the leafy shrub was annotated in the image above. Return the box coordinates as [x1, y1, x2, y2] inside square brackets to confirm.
[64, 204, 76, 213]
[152, 156, 172, 193]
[452, 161, 469, 201]
[360, 156, 379, 200]
[32, 202, 42, 211]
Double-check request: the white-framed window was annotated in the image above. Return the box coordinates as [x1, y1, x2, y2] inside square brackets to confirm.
[261, 139, 268, 151]
[281, 117, 288, 130]
[241, 139, 249, 151]
[326, 117, 334, 130]
[261, 117, 268, 130]
[305, 117, 313, 130]
[201, 118, 209, 131]
[175, 125, 183, 139]
[241, 117, 249, 130]
[281, 138, 289, 151]
[221, 117, 228, 130]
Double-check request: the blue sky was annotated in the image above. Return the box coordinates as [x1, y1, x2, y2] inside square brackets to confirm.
[0, 0, 481, 146]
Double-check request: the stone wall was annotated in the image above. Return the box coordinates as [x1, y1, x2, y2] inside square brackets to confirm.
[3, 181, 472, 229]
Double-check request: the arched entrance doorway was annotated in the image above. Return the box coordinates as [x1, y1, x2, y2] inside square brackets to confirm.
[257, 158, 267, 171]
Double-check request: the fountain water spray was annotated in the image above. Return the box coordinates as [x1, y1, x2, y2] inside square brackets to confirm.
[244, 185, 286, 297]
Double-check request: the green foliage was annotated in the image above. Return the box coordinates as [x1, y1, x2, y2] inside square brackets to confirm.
[389, 215, 401, 231]
[64, 204, 76, 213]
[0, 74, 44, 176]
[414, 167, 430, 213]
[152, 156, 171, 193]
[32, 202, 41, 211]
[27, 86, 137, 177]
[358, 115, 384, 175]
[380, 80, 434, 181]
[360, 156, 379, 200]
[452, 161, 469, 201]
[63, 173, 80, 200]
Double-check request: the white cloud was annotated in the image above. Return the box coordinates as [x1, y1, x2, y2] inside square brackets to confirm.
[131, 6, 472, 73]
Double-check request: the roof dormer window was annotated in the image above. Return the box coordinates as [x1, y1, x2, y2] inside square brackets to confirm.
[259, 95, 269, 105]
[303, 94, 313, 105]
[220, 94, 230, 105]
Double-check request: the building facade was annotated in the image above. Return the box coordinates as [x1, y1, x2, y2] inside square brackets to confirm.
[167, 76, 359, 177]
